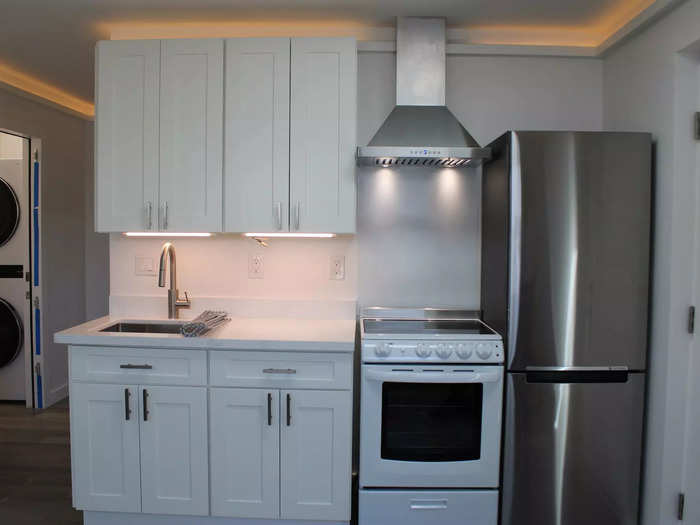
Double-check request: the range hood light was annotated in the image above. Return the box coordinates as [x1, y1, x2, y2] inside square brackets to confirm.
[124, 232, 213, 237]
[243, 233, 336, 238]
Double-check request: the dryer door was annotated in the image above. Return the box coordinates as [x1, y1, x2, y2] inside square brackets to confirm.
[0, 177, 20, 247]
[0, 297, 23, 367]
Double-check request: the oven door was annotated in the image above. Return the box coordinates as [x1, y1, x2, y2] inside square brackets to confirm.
[360, 364, 503, 488]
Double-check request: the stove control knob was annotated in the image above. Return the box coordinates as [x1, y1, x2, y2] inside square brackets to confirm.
[416, 344, 432, 359]
[476, 343, 493, 360]
[456, 343, 473, 360]
[374, 343, 392, 358]
[436, 344, 453, 359]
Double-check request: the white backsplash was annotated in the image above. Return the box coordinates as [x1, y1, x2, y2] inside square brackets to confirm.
[109, 233, 357, 319]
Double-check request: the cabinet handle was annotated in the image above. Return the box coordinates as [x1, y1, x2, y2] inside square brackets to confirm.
[267, 393, 272, 426]
[124, 388, 131, 421]
[120, 363, 153, 370]
[145, 201, 153, 230]
[293, 201, 300, 230]
[274, 202, 282, 230]
[163, 202, 169, 230]
[286, 393, 291, 426]
[262, 368, 296, 375]
[143, 388, 149, 421]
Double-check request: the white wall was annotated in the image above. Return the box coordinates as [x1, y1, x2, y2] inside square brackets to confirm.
[602, 1, 700, 523]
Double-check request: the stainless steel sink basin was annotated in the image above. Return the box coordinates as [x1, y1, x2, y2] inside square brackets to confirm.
[100, 322, 184, 334]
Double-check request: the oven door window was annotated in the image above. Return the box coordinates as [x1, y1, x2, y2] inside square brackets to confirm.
[381, 382, 483, 462]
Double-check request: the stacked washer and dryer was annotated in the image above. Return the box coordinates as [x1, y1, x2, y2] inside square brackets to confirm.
[0, 134, 31, 401]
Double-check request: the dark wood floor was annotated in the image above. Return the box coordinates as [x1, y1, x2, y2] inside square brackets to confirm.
[0, 399, 82, 524]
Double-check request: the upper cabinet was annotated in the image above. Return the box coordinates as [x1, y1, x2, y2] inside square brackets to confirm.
[224, 38, 290, 233]
[290, 38, 357, 234]
[95, 37, 356, 234]
[159, 39, 223, 232]
[95, 40, 159, 232]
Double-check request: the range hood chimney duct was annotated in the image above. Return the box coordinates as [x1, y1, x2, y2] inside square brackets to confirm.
[357, 17, 490, 168]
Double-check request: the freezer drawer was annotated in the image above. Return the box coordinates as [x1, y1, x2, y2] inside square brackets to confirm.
[502, 372, 645, 525]
[360, 489, 498, 525]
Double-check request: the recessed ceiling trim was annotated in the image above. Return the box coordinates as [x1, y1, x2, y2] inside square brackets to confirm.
[0, 63, 94, 120]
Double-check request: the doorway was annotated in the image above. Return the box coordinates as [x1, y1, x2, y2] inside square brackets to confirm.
[0, 131, 31, 404]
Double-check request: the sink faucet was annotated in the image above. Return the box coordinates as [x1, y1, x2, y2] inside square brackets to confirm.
[158, 242, 191, 319]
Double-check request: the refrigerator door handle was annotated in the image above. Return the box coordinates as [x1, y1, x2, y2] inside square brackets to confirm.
[525, 367, 630, 384]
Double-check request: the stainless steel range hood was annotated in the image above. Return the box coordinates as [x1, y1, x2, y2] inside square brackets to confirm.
[357, 17, 490, 168]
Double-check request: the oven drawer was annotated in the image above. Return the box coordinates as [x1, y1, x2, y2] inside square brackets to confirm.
[69, 346, 207, 385]
[209, 351, 352, 390]
[359, 490, 498, 525]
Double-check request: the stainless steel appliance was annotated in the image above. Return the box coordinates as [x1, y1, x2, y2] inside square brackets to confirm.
[481, 131, 651, 525]
[356, 17, 490, 168]
[359, 308, 504, 525]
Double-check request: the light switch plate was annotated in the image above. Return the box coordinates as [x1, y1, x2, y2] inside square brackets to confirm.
[330, 255, 345, 280]
[135, 256, 156, 276]
[248, 254, 264, 279]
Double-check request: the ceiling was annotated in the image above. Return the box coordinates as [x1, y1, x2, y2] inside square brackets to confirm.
[0, 0, 673, 117]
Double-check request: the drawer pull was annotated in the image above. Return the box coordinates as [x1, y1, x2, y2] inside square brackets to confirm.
[120, 363, 153, 370]
[262, 368, 297, 375]
[410, 499, 448, 510]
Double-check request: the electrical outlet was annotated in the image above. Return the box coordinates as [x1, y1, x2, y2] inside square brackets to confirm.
[330, 255, 345, 280]
[248, 254, 264, 279]
[135, 256, 156, 276]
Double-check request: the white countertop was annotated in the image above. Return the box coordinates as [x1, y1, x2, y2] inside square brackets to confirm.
[54, 316, 357, 352]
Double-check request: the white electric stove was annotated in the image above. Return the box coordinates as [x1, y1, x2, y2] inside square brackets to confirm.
[359, 308, 504, 525]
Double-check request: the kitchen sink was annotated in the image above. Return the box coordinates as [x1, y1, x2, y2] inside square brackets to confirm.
[100, 321, 185, 334]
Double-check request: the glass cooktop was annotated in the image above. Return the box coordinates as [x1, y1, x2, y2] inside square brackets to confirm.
[363, 319, 495, 335]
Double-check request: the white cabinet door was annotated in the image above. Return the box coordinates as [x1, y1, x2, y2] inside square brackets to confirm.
[224, 38, 290, 233]
[290, 38, 357, 234]
[70, 383, 141, 512]
[280, 389, 352, 521]
[159, 39, 223, 232]
[210, 388, 280, 518]
[139, 386, 209, 516]
[95, 40, 159, 232]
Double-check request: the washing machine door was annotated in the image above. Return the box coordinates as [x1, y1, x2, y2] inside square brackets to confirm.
[0, 298, 23, 367]
[0, 177, 20, 248]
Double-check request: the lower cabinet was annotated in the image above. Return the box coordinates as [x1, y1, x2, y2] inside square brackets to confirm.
[69, 347, 352, 522]
[210, 388, 352, 521]
[71, 383, 208, 516]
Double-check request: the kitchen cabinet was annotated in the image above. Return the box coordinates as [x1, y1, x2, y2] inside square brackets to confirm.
[139, 386, 209, 516]
[95, 40, 159, 232]
[159, 39, 223, 232]
[224, 37, 357, 233]
[95, 39, 223, 233]
[96, 36, 355, 234]
[71, 383, 141, 513]
[68, 344, 352, 523]
[224, 38, 290, 233]
[210, 388, 352, 521]
[281, 389, 352, 520]
[290, 38, 357, 234]
[70, 381, 208, 516]
[210, 388, 280, 518]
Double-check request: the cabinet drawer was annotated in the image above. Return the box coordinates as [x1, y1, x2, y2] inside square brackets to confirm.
[359, 490, 498, 525]
[209, 351, 352, 390]
[70, 346, 207, 386]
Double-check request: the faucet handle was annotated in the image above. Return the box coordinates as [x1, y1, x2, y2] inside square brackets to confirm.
[175, 291, 191, 308]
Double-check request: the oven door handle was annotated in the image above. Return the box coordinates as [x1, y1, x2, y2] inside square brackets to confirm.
[364, 369, 500, 383]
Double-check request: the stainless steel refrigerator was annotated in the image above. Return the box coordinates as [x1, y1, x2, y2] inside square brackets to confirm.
[481, 131, 651, 525]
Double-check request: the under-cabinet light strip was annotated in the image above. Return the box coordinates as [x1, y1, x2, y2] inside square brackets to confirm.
[124, 232, 213, 237]
[244, 233, 336, 238]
